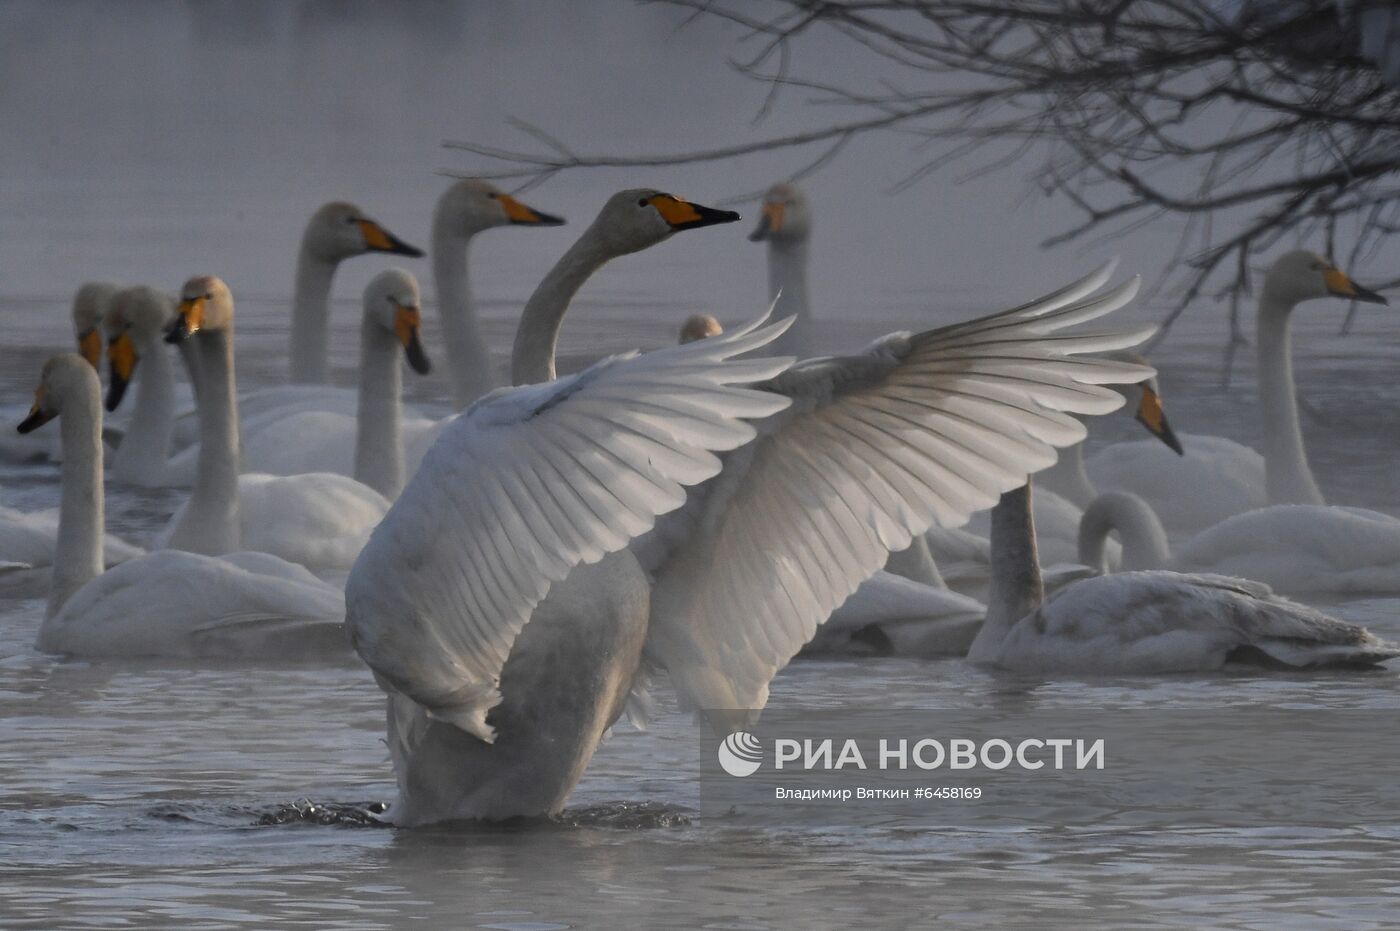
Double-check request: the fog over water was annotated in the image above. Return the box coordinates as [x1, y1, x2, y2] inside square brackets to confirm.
[4, 3, 1400, 929]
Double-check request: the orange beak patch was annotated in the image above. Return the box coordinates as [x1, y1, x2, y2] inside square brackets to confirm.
[78, 328, 102, 368]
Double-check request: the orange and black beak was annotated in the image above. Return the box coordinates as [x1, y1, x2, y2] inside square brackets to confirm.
[17, 385, 55, 434]
[77, 327, 102, 369]
[358, 218, 425, 258]
[106, 329, 138, 412]
[165, 295, 206, 344]
[498, 194, 565, 227]
[1323, 266, 1389, 305]
[1135, 386, 1183, 455]
[748, 201, 784, 241]
[394, 303, 431, 375]
[647, 193, 740, 231]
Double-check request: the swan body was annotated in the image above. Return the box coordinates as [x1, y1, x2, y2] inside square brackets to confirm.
[1079, 489, 1400, 598]
[160, 276, 388, 573]
[977, 569, 1399, 674]
[1084, 433, 1266, 535]
[968, 483, 1398, 673]
[16, 354, 345, 659]
[352, 181, 1158, 826]
[432, 180, 564, 407]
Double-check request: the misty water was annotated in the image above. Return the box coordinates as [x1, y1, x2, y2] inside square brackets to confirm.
[5, 3, 1400, 928]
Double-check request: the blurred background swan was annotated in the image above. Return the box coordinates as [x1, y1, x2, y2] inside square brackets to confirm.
[14, 354, 345, 660]
[1087, 251, 1390, 534]
[432, 179, 564, 407]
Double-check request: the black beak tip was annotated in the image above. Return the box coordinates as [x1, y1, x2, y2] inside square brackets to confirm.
[105, 383, 126, 413]
[747, 230, 768, 243]
[164, 326, 186, 344]
[529, 211, 566, 227]
[17, 412, 44, 434]
[392, 241, 425, 258]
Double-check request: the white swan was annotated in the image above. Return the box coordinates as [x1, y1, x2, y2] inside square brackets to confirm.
[348, 188, 1155, 825]
[1085, 251, 1387, 532]
[158, 276, 389, 575]
[289, 201, 423, 385]
[433, 179, 564, 407]
[13, 354, 345, 659]
[230, 269, 434, 498]
[966, 482, 1398, 674]
[0, 282, 121, 466]
[677, 314, 983, 658]
[1078, 490, 1400, 598]
[749, 182, 814, 357]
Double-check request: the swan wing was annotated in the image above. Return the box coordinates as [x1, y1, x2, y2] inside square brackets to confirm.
[645, 266, 1156, 713]
[345, 314, 795, 742]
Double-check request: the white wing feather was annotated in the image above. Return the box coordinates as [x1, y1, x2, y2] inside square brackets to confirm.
[345, 313, 796, 741]
[645, 266, 1156, 714]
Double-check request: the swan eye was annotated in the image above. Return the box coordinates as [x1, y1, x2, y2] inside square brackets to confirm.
[486, 192, 497, 199]
[638, 197, 652, 208]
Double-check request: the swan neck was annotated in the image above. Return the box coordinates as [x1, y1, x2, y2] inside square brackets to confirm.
[433, 216, 497, 408]
[168, 329, 240, 554]
[111, 333, 176, 484]
[49, 384, 104, 618]
[512, 230, 614, 385]
[354, 321, 405, 498]
[766, 239, 811, 356]
[1257, 291, 1324, 505]
[291, 246, 337, 385]
[1077, 492, 1171, 572]
[972, 484, 1043, 658]
[1037, 441, 1096, 508]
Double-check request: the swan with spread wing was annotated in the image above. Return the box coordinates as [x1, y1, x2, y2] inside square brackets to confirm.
[347, 189, 1153, 825]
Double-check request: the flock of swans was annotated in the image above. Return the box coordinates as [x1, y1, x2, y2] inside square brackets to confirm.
[2, 178, 1398, 826]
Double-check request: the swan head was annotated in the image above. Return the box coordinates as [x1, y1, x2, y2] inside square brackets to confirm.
[17, 354, 98, 434]
[748, 183, 810, 244]
[364, 268, 432, 375]
[1264, 251, 1388, 307]
[435, 179, 565, 235]
[166, 275, 234, 344]
[589, 189, 740, 256]
[104, 286, 177, 411]
[72, 281, 119, 369]
[302, 201, 424, 262]
[1103, 350, 1183, 456]
[678, 314, 723, 344]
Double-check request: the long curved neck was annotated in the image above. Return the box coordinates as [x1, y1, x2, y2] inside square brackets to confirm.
[968, 484, 1043, 662]
[291, 243, 338, 385]
[354, 321, 404, 498]
[1078, 492, 1171, 573]
[167, 329, 240, 555]
[766, 239, 811, 357]
[512, 230, 615, 386]
[1257, 289, 1324, 505]
[1037, 440, 1096, 508]
[111, 333, 176, 484]
[432, 216, 496, 407]
[49, 386, 104, 619]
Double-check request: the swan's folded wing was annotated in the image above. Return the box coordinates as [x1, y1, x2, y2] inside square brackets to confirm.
[646, 266, 1156, 714]
[344, 314, 795, 742]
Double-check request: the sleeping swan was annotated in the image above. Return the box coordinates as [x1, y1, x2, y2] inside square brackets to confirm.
[966, 482, 1398, 674]
[16, 354, 345, 659]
